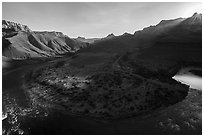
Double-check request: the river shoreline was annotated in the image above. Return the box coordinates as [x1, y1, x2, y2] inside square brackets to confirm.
[173, 67, 202, 90]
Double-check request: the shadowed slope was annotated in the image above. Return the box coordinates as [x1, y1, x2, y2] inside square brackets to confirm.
[77, 13, 202, 71]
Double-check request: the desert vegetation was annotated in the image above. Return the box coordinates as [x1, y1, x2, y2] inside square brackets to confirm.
[23, 54, 189, 120]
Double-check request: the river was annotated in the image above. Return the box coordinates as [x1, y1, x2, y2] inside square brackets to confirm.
[172, 67, 202, 90]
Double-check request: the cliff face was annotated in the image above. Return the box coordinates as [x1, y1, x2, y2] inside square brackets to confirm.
[2, 20, 88, 59]
[2, 20, 31, 34]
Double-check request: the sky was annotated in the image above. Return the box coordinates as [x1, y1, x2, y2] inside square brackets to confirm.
[2, 2, 202, 38]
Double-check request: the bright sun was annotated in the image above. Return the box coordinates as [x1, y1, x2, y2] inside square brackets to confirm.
[181, 3, 202, 17]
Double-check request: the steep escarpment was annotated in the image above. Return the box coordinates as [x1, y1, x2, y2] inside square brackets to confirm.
[133, 13, 202, 75]
[2, 20, 88, 59]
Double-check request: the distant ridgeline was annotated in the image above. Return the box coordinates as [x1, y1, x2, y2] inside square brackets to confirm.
[2, 20, 89, 59]
[78, 13, 202, 68]
[2, 12, 202, 62]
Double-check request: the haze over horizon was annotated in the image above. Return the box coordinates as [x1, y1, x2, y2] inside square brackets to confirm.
[2, 2, 202, 38]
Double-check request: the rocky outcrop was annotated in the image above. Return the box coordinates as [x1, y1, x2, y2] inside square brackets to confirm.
[2, 20, 31, 34]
